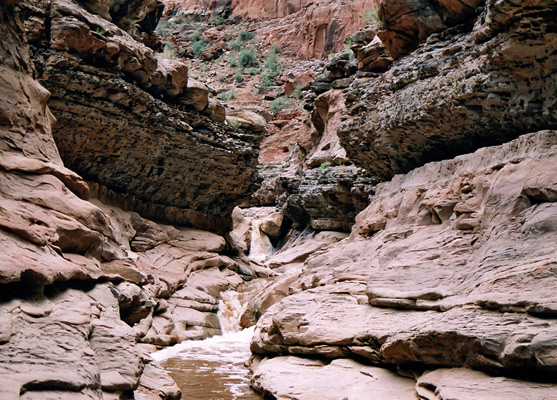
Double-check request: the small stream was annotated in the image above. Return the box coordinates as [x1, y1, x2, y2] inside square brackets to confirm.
[152, 287, 264, 399]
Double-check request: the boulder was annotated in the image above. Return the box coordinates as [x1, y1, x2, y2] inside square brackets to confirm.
[178, 78, 209, 111]
[251, 356, 416, 400]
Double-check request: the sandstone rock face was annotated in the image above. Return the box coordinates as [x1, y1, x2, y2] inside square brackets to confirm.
[166, 0, 379, 59]
[0, 2, 257, 398]
[251, 131, 557, 396]
[339, 0, 557, 180]
[278, 165, 378, 232]
[22, 0, 263, 232]
[416, 368, 557, 400]
[376, 0, 483, 58]
[250, 0, 378, 59]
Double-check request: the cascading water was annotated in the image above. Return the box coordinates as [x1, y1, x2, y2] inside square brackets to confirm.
[152, 283, 266, 399]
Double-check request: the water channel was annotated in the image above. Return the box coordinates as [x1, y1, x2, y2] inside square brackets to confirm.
[152, 287, 264, 399]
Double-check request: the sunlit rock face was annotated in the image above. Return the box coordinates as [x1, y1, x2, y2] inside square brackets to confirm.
[21, 0, 263, 233]
[165, 0, 379, 59]
[339, 0, 557, 180]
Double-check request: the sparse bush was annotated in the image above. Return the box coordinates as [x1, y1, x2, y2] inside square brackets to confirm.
[264, 47, 279, 73]
[155, 19, 171, 36]
[227, 116, 240, 127]
[244, 67, 260, 75]
[319, 161, 332, 172]
[189, 28, 204, 42]
[228, 53, 238, 67]
[234, 70, 244, 83]
[258, 47, 282, 93]
[270, 96, 293, 115]
[362, 9, 380, 25]
[238, 48, 258, 68]
[291, 84, 304, 99]
[218, 89, 238, 102]
[94, 26, 107, 36]
[158, 42, 175, 59]
[228, 38, 243, 51]
[239, 31, 255, 41]
[189, 40, 207, 58]
[210, 16, 226, 25]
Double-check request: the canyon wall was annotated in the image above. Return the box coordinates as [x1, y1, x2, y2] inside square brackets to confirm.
[339, 0, 557, 179]
[248, 0, 557, 398]
[0, 0, 263, 398]
[22, 0, 263, 233]
[251, 130, 557, 399]
[165, 0, 379, 59]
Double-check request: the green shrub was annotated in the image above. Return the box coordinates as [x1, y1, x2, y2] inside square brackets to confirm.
[174, 14, 191, 25]
[155, 19, 171, 36]
[228, 53, 238, 67]
[234, 70, 244, 83]
[94, 26, 107, 36]
[218, 89, 237, 102]
[244, 67, 260, 75]
[258, 47, 282, 93]
[362, 9, 380, 25]
[239, 31, 255, 41]
[264, 47, 279, 73]
[319, 161, 332, 172]
[189, 28, 204, 42]
[189, 40, 207, 58]
[210, 16, 226, 25]
[291, 84, 304, 99]
[270, 96, 293, 115]
[158, 42, 175, 59]
[227, 116, 240, 127]
[238, 48, 258, 68]
[228, 38, 243, 51]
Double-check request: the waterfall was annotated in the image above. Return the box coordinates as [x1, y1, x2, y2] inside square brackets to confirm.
[217, 290, 245, 334]
[152, 284, 266, 399]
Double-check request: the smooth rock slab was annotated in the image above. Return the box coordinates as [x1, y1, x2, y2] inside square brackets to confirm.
[251, 356, 416, 400]
[416, 368, 557, 400]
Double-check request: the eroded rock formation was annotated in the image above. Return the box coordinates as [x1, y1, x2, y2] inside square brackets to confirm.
[340, 0, 557, 179]
[0, 1, 260, 398]
[250, 131, 557, 398]
[22, 0, 263, 232]
[165, 0, 379, 59]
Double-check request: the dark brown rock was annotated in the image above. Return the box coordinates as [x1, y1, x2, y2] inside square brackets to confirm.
[340, 0, 557, 180]
[377, 0, 484, 58]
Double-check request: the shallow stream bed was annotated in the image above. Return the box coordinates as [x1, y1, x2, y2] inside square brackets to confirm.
[152, 287, 265, 399]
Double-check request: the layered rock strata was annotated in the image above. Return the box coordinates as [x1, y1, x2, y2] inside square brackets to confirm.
[250, 131, 557, 398]
[277, 164, 378, 232]
[340, 0, 557, 179]
[0, 2, 255, 398]
[22, 0, 263, 232]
